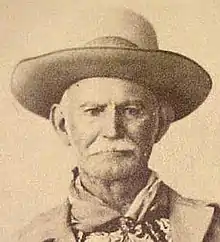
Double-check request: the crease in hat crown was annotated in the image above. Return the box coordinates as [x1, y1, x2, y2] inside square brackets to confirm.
[84, 36, 139, 49]
[11, 7, 212, 121]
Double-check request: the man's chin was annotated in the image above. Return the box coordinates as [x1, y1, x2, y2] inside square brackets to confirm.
[80, 154, 145, 181]
[87, 151, 136, 167]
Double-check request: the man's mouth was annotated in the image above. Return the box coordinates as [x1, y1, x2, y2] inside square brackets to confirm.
[89, 149, 134, 157]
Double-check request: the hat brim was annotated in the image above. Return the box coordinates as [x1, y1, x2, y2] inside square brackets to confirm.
[11, 47, 212, 121]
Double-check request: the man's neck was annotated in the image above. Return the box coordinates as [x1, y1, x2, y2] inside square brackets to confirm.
[79, 168, 151, 214]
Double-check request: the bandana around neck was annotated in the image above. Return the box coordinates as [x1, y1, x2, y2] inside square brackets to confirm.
[67, 167, 172, 241]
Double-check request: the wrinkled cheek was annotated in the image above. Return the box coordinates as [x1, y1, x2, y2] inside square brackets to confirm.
[69, 123, 100, 154]
[126, 121, 156, 148]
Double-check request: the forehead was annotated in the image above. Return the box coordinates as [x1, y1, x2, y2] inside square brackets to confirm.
[63, 77, 157, 106]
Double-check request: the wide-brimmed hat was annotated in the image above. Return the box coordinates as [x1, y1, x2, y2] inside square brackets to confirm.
[11, 7, 212, 121]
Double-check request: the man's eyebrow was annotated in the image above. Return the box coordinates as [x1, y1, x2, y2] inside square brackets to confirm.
[78, 100, 145, 108]
[119, 100, 145, 106]
[79, 102, 106, 108]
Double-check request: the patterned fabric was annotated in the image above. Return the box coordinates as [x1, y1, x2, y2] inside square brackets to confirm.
[75, 217, 171, 241]
[68, 168, 172, 241]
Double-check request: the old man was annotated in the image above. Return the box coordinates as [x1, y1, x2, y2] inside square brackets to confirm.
[11, 7, 220, 242]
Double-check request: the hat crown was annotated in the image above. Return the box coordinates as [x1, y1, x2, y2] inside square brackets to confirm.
[78, 7, 158, 50]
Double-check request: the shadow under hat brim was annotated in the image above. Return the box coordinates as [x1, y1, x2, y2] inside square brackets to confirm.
[11, 47, 212, 121]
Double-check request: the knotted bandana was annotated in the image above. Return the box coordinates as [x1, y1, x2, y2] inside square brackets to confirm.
[67, 168, 172, 241]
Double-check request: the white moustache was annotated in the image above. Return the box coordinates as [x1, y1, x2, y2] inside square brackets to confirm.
[88, 141, 135, 156]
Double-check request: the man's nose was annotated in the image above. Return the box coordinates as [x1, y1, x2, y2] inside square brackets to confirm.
[102, 109, 123, 139]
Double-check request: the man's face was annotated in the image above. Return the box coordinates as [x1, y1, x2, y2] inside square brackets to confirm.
[61, 77, 159, 181]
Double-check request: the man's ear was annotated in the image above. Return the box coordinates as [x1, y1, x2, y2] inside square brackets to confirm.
[154, 104, 174, 143]
[50, 104, 71, 146]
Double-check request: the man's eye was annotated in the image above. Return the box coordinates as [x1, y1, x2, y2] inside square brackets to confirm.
[124, 107, 143, 117]
[84, 107, 104, 116]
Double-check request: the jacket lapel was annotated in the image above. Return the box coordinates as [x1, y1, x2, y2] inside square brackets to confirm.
[13, 201, 76, 242]
[170, 191, 214, 242]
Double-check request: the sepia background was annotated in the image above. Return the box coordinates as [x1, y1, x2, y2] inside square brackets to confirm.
[1, 0, 220, 240]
